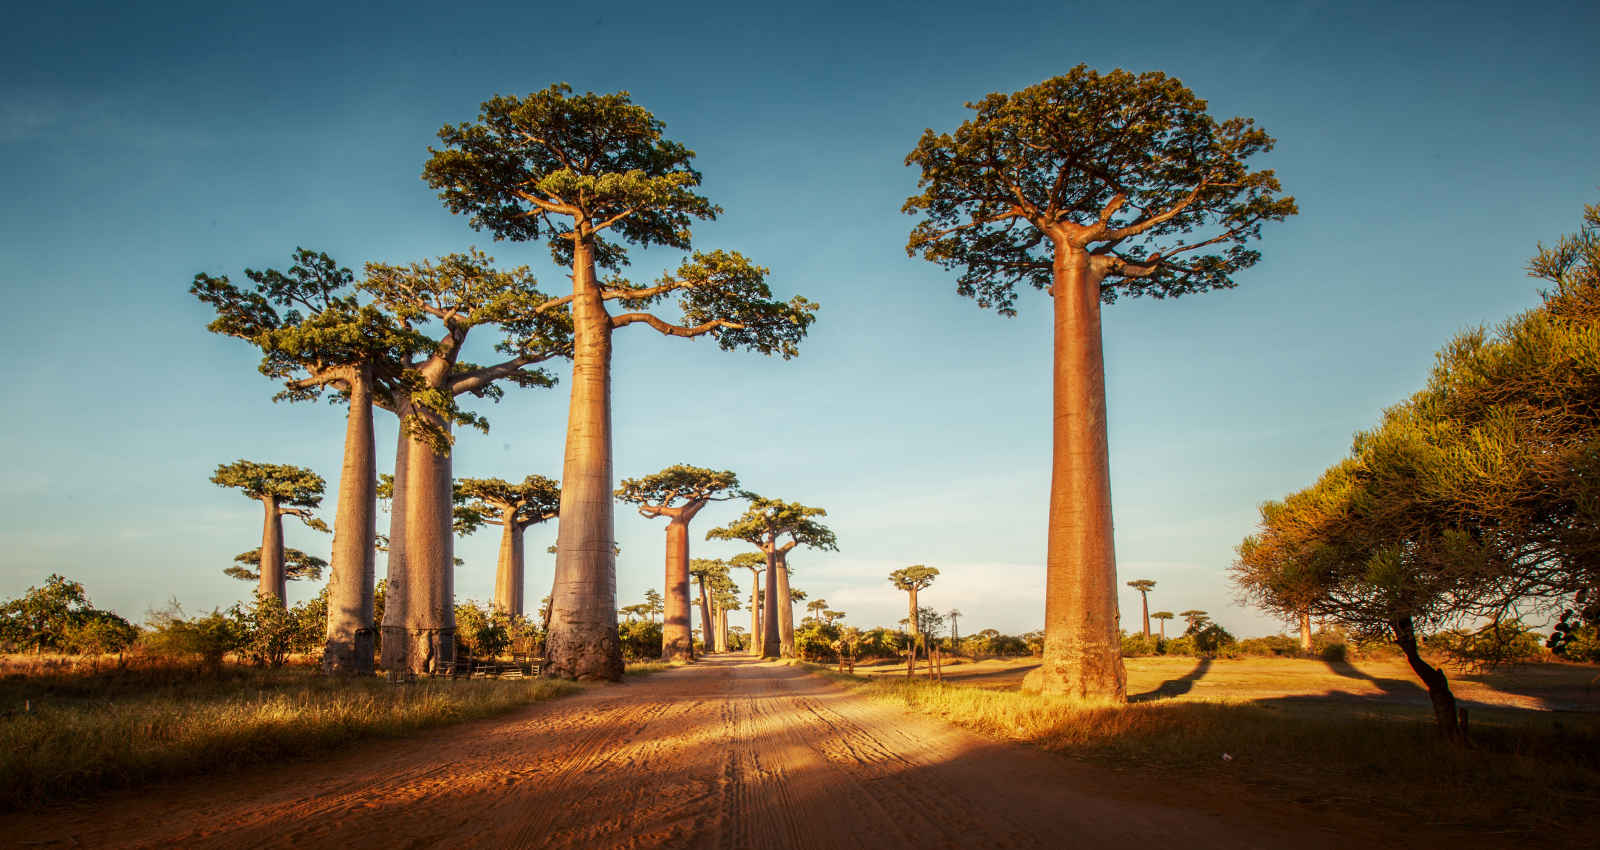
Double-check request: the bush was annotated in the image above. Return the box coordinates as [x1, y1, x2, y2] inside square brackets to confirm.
[0, 575, 132, 654]
[1234, 635, 1299, 657]
[454, 601, 510, 659]
[1121, 632, 1160, 657]
[795, 622, 841, 661]
[1319, 643, 1348, 662]
[60, 614, 139, 655]
[141, 604, 249, 674]
[618, 620, 662, 660]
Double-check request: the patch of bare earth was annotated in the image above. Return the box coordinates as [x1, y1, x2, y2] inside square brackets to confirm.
[6, 657, 1491, 849]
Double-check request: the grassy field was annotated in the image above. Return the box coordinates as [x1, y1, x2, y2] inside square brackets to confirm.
[0, 654, 670, 810]
[812, 655, 1600, 838]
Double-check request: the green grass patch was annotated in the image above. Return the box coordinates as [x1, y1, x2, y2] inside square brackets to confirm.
[804, 664, 1600, 837]
[0, 662, 578, 810]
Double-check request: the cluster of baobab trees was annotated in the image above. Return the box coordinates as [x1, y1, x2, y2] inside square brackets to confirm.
[197, 62, 1296, 697]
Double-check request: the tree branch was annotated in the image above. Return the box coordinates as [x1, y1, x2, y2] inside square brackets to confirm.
[448, 351, 565, 396]
[610, 313, 742, 337]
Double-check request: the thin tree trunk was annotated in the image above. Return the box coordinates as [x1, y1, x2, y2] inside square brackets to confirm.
[493, 510, 526, 616]
[401, 412, 455, 674]
[323, 372, 376, 675]
[718, 605, 729, 652]
[762, 546, 781, 659]
[546, 240, 622, 681]
[748, 572, 762, 656]
[775, 552, 794, 657]
[661, 518, 693, 661]
[259, 496, 286, 605]
[696, 574, 714, 652]
[1299, 611, 1313, 654]
[1027, 245, 1126, 701]
[1392, 617, 1464, 743]
[908, 585, 919, 647]
[1140, 591, 1150, 638]
[379, 428, 410, 671]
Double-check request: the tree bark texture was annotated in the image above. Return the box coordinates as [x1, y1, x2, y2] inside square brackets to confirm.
[380, 431, 410, 670]
[761, 547, 781, 659]
[1393, 617, 1464, 743]
[749, 572, 763, 657]
[696, 574, 714, 652]
[907, 585, 920, 641]
[401, 411, 455, 674]
[545, 241, 623, 681]
[493, 509, 526, 617]
[1025, 245, 1126, 702]
[323, 374, 376, 675]
[259, 496, 286, 605]
[661, 518, 693, 661]
[1298, 611, 1313, 654]
[775, 553, 795, 657]
[1139, 591, 1150, 638]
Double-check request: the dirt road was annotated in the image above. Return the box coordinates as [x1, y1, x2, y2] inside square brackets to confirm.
[10, 657, 1419, 849]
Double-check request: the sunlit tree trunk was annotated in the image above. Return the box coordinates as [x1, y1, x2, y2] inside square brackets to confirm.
[1299, 611, 1313, 654]
[762, 547, 782, 659]
[380, 431, 410, 671]
[696, 573, 714, 652]
[259, 495, 286, 604]
[775, 552, 795, 656]
[546, 239, 623, 680]
[749, 573, 763, 656]
[323, 372, 376, 675]
[1139, 590, 1151, 638]
[401, 409, 455, 674]
[493, 508, 526, 616]
[661, 518, 693, 661]
[1027, 244, 1126, 701]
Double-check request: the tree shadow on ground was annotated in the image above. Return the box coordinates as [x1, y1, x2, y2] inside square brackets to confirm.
[1130, 658, 1211, 702]
[1321, 659, 1426, 699]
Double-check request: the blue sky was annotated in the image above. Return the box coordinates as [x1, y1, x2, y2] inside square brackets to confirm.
[2, 0, 1597, 637]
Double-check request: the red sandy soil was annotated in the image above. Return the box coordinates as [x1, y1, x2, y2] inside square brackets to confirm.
[5, 657, 1496, 849]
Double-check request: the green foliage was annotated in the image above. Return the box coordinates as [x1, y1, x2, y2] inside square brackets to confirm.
[453, 475, 562, 535]
[617, 619, 663, 660]
[616, 464, 739, 510]
[889, 564, 939, 594]
[0, 575, 136, 654]
[1120, 632, 1161, 657]
[958, 628, 1032, 657]
[142, 604, 249, 674]
[241, 590, 326, 668]
[211, 460, 326, 509]
[1232, 635, 1301, 658]
[223, 548, 327, 583]
[706, 495, 838, 552]
[904, 65, 1296, 313]
[794, 621, 842, 661]
[1426, 623, 1546, 665]
[453, 600, 512, 659]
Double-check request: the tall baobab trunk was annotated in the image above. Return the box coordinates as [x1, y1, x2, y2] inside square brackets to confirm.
[1392, 616, 1464, 743]
[380, 432, 410, 671]
[749, 573, 763, 656]
[661, 518, 693, 661]
[775, 553, 795, 656]
[1026, 245, 1126, 701]
[1139, 591, 1151, 638]
[259, 496, 286, 604]
[546, 241, 622, 680]
[696, 573, 713, 653]
[720, 605, 730, 651]
[1298, 611, 1313, 654]
[493, 508, 526, 616]
[907, 584, 920, 642]
[324, 373, 376, 675]
[762, 547, 782, 659]
[401, 411, 455, 674]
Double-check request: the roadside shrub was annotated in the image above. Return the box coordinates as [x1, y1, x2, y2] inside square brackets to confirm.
[1320, 643, 1348, 662]
[59, 614, 139, 655]
[1121, 632, 1160, 657]
[454, 601, 510, 659]
[0, 575, 132, 654]
[795, 622, 841, 661]
[618, 620, 662, 660]
[1235, 635, 1299, 657]
[141, 604, 248, 674]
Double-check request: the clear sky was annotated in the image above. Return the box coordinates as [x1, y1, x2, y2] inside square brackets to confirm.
[2, 0, 1597, 638]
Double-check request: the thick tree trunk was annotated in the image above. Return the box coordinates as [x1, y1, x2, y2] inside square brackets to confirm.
[323, 374, 376, 675]
[1298, 611, 1313, 654]
[545, 241, 622, 681]
[762, 547, 781, 659]
[696, 574, 714, 653]
[259, 496, 286, 605]
[1024, 245, 1126, 702]
[775, 553, 795, 657]
[401, 412, 456, 674]
[493, 511, 526, 616]
[1140, 592, 1150, 638]
[380, 430, 410, 671]
[661, 518, 694, 661]
[908, 585, 919, 642]
[748, 572, 763, 656]
[1393, 617, 1464, 743]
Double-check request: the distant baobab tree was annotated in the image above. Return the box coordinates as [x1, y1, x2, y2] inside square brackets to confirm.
[211, 461, 329, 606]
[425, 85, 820, 680]
[889, 565, 940, 648]
[730, 552, 766, 656]
[453, 475, 561, 617]
[1127, 579, 1157, 637]
[1151, 611, 1174, 640]
[948, 608, 962, 647]
[805, 598, 828, 625]
[617, 465, 740, 661]
[224, 548, 326, 585]
[690, 558, 729, 652]
[905, 66, 1296, 700]
[708, 496, 837, 658]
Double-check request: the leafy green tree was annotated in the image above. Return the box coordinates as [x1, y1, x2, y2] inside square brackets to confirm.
[708, 496, 837, 658]
[193, 248, 430, 674]
[454, 475, 562, 617]
[1126, 579, 1156, 637]
[804, 598, 828, 625]
[617, 466, 740, 660]
[224, 548, 327, 584]
[424, 85, 820, 681]
[0, 575, 135, 654]
[888, 565, 940, 646]
[211, 460, 329, 606]
[905, 66, 1295, 701]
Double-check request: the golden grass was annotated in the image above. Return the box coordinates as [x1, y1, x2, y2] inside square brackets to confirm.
[807, 664, 1600, 836]
[0, 659, 578, 810]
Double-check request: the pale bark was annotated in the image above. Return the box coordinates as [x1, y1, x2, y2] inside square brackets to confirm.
[907, 585, 919, 641]
[379, 431, 410, 671]
[1024, 243, 1126, 701]
[1298, 611, 1313, 654]
[323, 373, 376, 675]
[748, 570, 763, 657]
[401, 410, 456, 674]
[695, 573, 714, 653]
[661, 518, 693, 661]
[762, 546, 781, 659]
[545, 239, 623, 680]
[493, 507, 527, 616]
[1139, 591, 1151, 638]
[259, 496, 286, 604]
[775, 552, 795, 657]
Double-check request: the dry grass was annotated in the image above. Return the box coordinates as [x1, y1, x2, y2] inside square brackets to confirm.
[808, 661, 1600, 837]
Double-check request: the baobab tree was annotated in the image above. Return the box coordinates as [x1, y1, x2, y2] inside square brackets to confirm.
[424, 85, 820, 680]
[905, 66, 1296, 700]
[1151, 610, 1174, 640]
[805, 598, 828, 625]
[193, 248, 429, 674]
[948, 608, 962, 648]
[212, 461, 329, 605]
[689, 557, 729, 651]
[1127, 579, 1157, 637]
[730, 552, 766, 656]
[224, 548, 326, 584]
[712, 585, 741, 651]
[361, 250, 571, 674]
[708, 496, 837, 658]
[889, 565, 940, 651]
[617, 465, 740, 661]
[453, 475, 561, 617]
